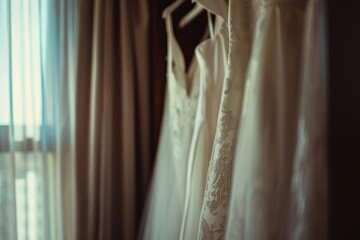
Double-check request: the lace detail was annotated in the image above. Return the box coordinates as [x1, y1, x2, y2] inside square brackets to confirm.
[203, 108, 235, 218]
[197, 0, 255, 239]
[199, 218, 225, 240]
[206, 142, 234, 214]
[168, 74, 199, 158]
[217, 109, 235, 144]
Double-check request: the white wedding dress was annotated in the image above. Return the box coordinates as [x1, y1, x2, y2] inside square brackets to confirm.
[140, 2, 231, 239]
[138, 12, 201, 239]
[179, 3, 229, 239]
[196, 0, 254, 238]
[225, 0, 328, 239]
[140, 0, 327, 239]
[197, 0, 328, 239]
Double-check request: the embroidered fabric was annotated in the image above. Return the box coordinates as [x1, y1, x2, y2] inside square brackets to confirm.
[197, 0, 255, 239]
[168, 70, 199, 159]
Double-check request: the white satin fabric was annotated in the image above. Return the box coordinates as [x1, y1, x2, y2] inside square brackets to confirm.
[226, 0, 328, 239]
[198, 0, 327, 239]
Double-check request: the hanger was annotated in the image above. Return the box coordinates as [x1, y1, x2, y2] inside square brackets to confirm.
[163, 0, 206, 28]
[178, 2, 204, 28]
[181, 0, 230, 27]
[163, 0, 212, 37]
[162, 0, 186, 18]
[178, 1, 214, 38]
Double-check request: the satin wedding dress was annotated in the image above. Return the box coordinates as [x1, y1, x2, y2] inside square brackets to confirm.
[226, 0, 328, 239]
[198, 0, 327, 239]
[187, 0, 328, 239]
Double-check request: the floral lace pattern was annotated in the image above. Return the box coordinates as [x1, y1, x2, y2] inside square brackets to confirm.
[197, 0, 255, 239]
[199, 218, 225, 240]
[168, 69, 199, 159]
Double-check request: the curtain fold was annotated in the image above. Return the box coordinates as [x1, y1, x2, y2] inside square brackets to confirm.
[75, 0, 150, 239]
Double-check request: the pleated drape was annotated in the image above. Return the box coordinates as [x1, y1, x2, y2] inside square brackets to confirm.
[75, 0, 150, 239]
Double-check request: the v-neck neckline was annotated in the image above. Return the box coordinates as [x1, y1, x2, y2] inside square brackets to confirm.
[166, 14, 208, 95]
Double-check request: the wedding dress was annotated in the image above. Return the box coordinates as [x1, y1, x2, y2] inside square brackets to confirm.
[196, 0, 254, 238]
[140, 2, 232, 239]
[225, 0, 328, 239]
[197, 0, 327, 239]
[141, 0, 327, 239]
[138, 9, 202, 239]
[179, 3, 229, 240]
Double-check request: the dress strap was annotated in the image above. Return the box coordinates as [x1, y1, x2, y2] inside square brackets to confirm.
[207, 11, 215, 39]
[164, 14, 178, 70]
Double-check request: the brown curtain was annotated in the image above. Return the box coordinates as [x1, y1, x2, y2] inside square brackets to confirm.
[75, 0, 150, 239]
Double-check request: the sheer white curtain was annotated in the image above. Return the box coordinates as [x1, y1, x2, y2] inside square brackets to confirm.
[0, 0, 77, 239]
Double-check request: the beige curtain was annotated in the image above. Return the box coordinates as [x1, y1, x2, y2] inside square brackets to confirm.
[75, 0, 150, 239]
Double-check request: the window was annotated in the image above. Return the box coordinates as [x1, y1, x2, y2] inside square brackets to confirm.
[0, 1, 57, 239]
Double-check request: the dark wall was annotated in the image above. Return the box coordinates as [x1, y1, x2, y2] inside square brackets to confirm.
[328, 1, 360, 239]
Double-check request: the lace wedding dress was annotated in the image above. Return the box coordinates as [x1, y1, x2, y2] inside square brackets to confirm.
[140, 2, 231, 239]
[139, 10, 201, 240]
[197, 0, 254, 238]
